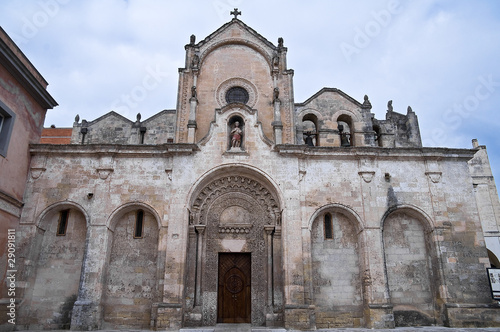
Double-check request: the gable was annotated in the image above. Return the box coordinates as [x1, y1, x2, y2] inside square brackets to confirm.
[296, 88, 363, 111]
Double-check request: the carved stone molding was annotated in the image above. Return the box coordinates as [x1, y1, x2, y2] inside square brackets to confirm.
[425, 171, 442, 184]
[195, 224, 206, 234]
[165, 168, 172, 181]
[264, 225, 275, 235]
[192, 175, 280, 226]
[358, 171, 375, 183]
[30, 167, 46, 180]
[218, 223, 253, 234]
[96, 168, 113, 180]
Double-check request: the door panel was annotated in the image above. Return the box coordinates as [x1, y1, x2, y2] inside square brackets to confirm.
[217, 253, 251, 323]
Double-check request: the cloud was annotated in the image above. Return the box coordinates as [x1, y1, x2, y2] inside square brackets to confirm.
[1, 0, 499, 181]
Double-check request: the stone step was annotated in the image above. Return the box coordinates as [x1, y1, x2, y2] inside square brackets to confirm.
[180, 324, 287, 332]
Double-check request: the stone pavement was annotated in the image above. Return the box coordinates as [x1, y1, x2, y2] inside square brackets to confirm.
[12, 326, 500, 332]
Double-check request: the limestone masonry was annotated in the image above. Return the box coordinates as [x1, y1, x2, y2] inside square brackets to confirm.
[8, 14, 500, 331]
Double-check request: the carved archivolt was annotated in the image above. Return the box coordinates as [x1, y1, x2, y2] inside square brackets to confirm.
[199, 38, 273, 72]
[191, 175, 280, 226]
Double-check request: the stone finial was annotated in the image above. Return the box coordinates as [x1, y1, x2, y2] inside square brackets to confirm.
[278, 37, 284, 49]
[387, 100, 393, 112]
[472, 138, 479, 148]
[407, 106, 413, 114]
[362, 95, 372, 109]
[74, 114, 80, 124]
[190, 34, 196, 45]
[136, 113, 141, 123]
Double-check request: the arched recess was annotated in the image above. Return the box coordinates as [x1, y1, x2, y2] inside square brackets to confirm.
[308, 204, 365, 328]
[199, 39, 274, 72]
[337, 114, 354, 147]
[382, 205, 438, 327]
[29, 201, 88, 329]
[102, 202, 163, 329]
[302, 113, 319, 146]
[184, 165, 284, 327]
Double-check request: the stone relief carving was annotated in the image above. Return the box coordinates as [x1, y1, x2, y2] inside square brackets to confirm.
[186, 175, 283, 327]
[192, 175, 280, 226]
[358, 171, 375, 183]
[30, 167, 46, 180]
[425, 171, 442, 183]
[96, 168, 113, 180]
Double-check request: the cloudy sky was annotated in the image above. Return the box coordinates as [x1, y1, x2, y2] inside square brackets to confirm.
[1, 0, 500, 180]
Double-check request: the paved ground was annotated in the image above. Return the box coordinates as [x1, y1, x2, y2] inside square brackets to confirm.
[11, 327, 500, 332]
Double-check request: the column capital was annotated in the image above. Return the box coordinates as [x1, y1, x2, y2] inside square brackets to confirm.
[194, 224, 206, 234]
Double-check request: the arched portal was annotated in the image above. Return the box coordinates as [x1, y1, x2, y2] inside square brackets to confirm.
[184, 167, 283, 327]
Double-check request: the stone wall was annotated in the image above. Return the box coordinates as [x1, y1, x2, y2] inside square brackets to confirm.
[103, 210, 159, 328]
[22, 208, 86, 329]
[383, 211, 435, 326]
[311, 211, 363, 328]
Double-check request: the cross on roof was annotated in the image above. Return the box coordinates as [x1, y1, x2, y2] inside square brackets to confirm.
[231, 8, 241, 19]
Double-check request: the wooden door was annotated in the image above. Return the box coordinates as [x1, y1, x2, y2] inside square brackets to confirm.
[217, 253, 251, 323]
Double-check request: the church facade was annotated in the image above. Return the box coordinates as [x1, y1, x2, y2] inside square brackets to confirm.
[14, 14, 500, 330]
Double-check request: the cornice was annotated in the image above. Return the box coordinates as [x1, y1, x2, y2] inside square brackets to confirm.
[29, 143, 200, 157]
[0, 28, 58, 109]
[274, 144, 476, 161]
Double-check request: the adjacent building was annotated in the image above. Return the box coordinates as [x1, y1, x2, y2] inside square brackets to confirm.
[0, 27, 57, 326]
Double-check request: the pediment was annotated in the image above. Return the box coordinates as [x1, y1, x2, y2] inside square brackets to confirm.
[87, 111, 134, 126]
[296, 88, 363, 110]
[192, 19, 281, 69]
[195, 19, 278, 52]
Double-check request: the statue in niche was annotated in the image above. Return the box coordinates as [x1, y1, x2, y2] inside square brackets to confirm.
[191, 86, 197, 99]
[272, 56, 279, 70]
[273, 87, 280, 101]
[230, 121, 243, 148]
[192, 54, 199, 69]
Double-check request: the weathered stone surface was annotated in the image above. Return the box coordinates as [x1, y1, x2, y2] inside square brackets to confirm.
[12, 16, 500, 332]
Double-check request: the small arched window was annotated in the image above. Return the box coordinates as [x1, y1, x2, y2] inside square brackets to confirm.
[134, 210, 144, 238]
[302, 114, 319, 146]
[373, 125, 383, 147]
[324, 213, 333, 239]
[337, 115, 353, 147]
[57, 209, 70, 236]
